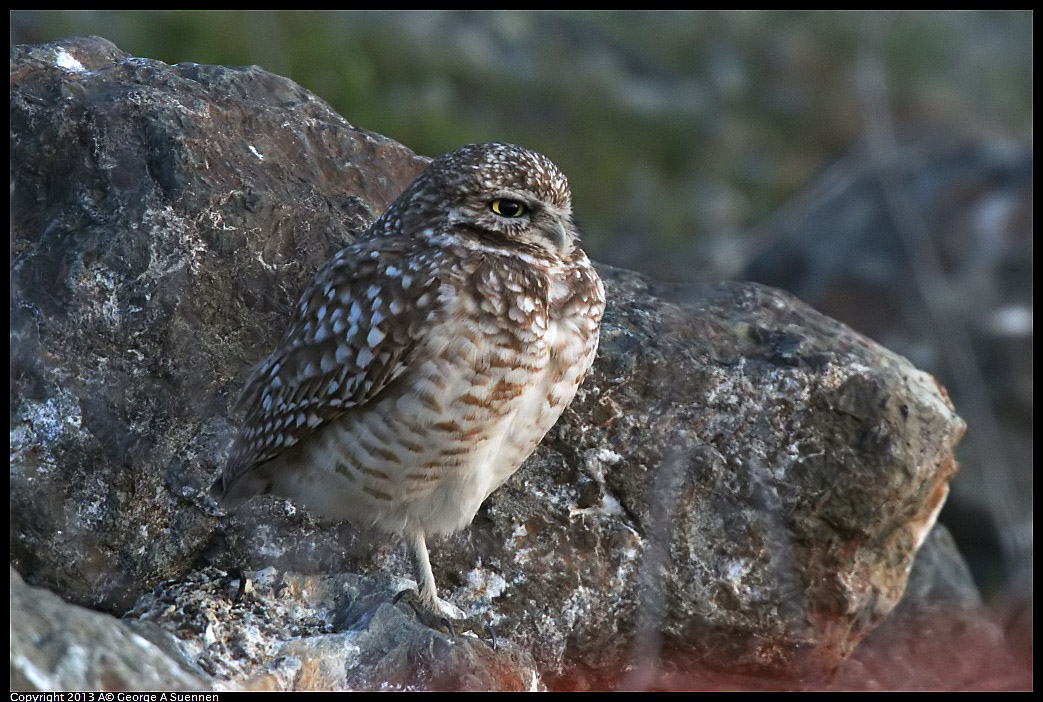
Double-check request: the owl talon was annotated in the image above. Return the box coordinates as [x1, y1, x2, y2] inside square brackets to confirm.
[392, 588, 452, 633]
[441, 614, 497, 648]
[391, 587, 416, 607]
[392, 588, 497, 646]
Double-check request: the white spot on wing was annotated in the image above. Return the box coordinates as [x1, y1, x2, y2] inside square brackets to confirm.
[356, 347, 374, 368]
[349, 301, 363, 324]
[367, 327, 386, 347]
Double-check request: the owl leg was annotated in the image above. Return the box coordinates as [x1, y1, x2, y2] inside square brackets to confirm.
[408, 530, 440, 611]
[393, 531, 497, 647]
[391, 531, 444, 619]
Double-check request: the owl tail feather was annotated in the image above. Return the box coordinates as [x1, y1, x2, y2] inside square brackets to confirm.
[209, 470, 271, 511]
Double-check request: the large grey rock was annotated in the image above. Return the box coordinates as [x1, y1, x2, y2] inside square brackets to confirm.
[10, 568, 212, 691]
[11, 36, 969, 689]
[11, 35, 428, 614]
[733, 129, 1033, 605]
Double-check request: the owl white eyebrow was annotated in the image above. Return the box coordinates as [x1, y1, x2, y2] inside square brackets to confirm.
[419, 228, 543, 265]
[487, 189, 537, 205]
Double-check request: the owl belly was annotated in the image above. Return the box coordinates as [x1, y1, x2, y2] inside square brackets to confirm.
[274, 311, 593, 538]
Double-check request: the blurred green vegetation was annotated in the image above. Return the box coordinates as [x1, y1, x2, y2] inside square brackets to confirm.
[11, 10, 1032, 280]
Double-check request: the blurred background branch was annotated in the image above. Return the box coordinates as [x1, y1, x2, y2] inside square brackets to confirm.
[855, 14, 1027, 577]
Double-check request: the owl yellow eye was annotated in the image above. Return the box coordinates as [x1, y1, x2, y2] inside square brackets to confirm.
[489, 199, 527, 218]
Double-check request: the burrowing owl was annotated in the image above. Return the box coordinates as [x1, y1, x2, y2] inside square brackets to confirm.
[211, 142, 605, 625]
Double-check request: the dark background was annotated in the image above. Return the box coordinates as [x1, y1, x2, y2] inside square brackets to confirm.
[11, 8, 1031, 622]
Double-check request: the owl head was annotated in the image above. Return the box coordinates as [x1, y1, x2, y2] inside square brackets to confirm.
[386, 142, 579, 259]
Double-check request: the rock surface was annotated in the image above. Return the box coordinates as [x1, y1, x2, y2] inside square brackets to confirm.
[11, 34, 428, 615]
[124, 567, 541, 691]
[10, 567, 213, 691]
[831, 526, 1030, 691]
[11, 36, 977, 690]
[733, 129, 1033, 605]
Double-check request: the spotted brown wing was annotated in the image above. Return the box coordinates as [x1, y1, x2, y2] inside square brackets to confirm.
[212, 240, 443, 506]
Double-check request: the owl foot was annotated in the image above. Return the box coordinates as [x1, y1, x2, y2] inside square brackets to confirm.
[392, 588, 497, 649]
